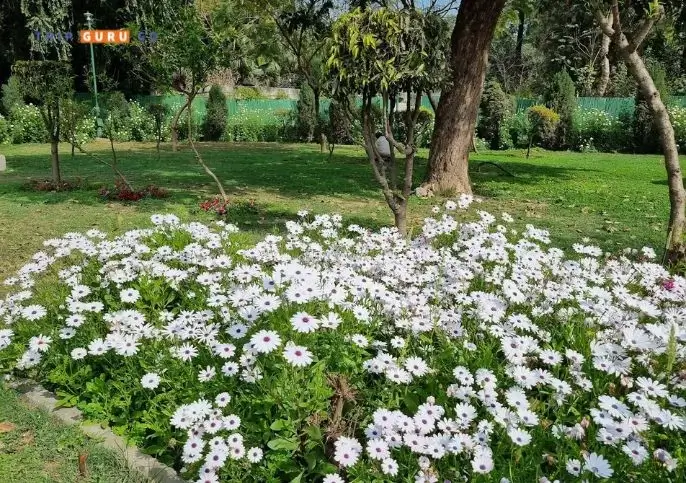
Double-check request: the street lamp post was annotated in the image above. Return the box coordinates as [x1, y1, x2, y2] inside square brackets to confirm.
[84, 11, 102, 137]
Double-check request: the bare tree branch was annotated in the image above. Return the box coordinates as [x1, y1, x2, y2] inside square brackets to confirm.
[629, 6, 663, 49]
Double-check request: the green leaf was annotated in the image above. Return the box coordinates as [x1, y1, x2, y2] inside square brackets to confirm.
[304, 425, 322, 441]
[270, 419, 287, 431]
[267, 438, 299, 451]
[290, 472, 304, 483]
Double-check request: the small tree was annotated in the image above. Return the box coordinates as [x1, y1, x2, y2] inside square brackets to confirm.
[203, 85, 228, 141]
[477, 80, 513, 149]
[328, 7, 447, 234]
[296, 82, 317, 142]
[545, 69, 576, 148]
[12, 60, 72, 185]
[147, 103, 168, 158]
[100, 92, 133, 189]
[60, 99, 90, 159]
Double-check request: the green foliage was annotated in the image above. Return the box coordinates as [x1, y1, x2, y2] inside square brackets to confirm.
[177, 109, 200, 141]
[101, 92, 131, 143]
[669, 106, 686, 152]
[545, 70, 576, 148]
[8, 104, 47, 143]
[527, 105, 560, 149]
[203, 85, 229, 141]
[572, 109, 629, 153]
[478, 80, 514, 149]
[504, 111, 532, 149]
[59, 99, 94, 148]
[327, 98, 354, 145]
[394, 106, 435, 148]
[0, 115, 10, 144]
[235, 86, 265, 100]
[296, 83, 316, 141]
[1, 76, 25, 116]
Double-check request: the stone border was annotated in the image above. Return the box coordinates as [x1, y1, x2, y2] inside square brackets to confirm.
[5, 378, 185, 483]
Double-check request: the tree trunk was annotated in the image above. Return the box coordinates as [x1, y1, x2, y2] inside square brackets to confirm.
[50, 138, 61, 185]
[598, 9, 686, 257]
[313, 87, 321, 124]
[597, 14, 612, 96]
[394, 202, 407, 236]
[422, 0, 507, 195]
[515, 9, 525, 67]
[171, 96, 192, 152]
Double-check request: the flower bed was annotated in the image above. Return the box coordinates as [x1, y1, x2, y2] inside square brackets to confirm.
[0, 198, 685, 482]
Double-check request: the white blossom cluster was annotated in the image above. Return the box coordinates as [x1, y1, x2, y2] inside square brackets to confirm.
[1, 199, 685, 482]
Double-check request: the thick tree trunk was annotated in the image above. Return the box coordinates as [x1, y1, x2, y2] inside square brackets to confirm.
[422, 0, 507, 195]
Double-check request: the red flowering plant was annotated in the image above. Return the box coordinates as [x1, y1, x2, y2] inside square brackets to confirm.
[99, 178, 169, 202]
[199, 197, 229, 216]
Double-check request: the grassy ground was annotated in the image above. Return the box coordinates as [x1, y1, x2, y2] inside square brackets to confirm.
[0, 384, 148, 483]
[0, 140, 680, 480]
[0, 140, 678, 284]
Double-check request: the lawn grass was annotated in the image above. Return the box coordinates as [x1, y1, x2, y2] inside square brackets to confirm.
[0, 383, 149, 483]
[0, 139, 681, 480]
[0, 140, 676, 285]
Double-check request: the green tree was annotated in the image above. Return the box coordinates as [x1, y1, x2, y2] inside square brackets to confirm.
[203, 85, 228, 142]
[12, 60, 72, 185]
[296, 82, 316, 142]
[545, 69, 576, 148]
[477, 80, 513, 149]
[328, 7, 448, 234]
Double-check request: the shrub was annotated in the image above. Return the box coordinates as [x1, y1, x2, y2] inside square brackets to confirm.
[1, 202, 685, 482]
[545, 70, 576, 149]
[147, 103, 170, 144]
[98, 179, 169, 201]
[60, 99, 94, 148]
[1, 76, 25, 116]
[670, 106, 686, 152]
[572, 109, 629, 153]
[327, 99, 354, 146]
[101, 92, 132, 142]
[296, 82, 316, 142]
[234, 86, 264, 100]
[393, 107, 435, 149]
[203, 85, 229, 141]
[527, 105, 559, 149]
[127, 101, 157, 142]
[504, 111, 532, 149]
[0, 114, 10, 144]
[9, 104, 47, 143]
[478, 80, 513, 150]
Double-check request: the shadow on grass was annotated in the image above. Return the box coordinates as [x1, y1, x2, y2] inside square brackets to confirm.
[0, 143, 599, 209]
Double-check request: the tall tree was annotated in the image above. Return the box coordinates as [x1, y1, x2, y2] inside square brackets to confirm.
[594, 0, 685, 260]
[422, 0, 507, 196]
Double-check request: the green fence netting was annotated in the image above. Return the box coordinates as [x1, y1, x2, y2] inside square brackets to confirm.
[73, 93, 686, 125]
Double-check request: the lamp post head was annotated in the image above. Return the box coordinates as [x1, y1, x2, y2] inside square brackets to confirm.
[84, 11, 93, 23]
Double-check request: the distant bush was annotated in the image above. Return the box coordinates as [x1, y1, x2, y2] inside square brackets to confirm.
[545, 70, 576, 149]
[127, 101, 157, 142]
[203, 85, 228, 141]
[394, 106, 435, 148]
[296, 83, 316, 142]
[9, 104, 47, 143]
[275, 90, 290, 100]
[670, 106, 686, 152]
[59, 99, 94, 148]
[0, 114, 11, 144]
[527, 105, 559, 149]
[234, 86, 264, 100]
[1, 76, 24, 116]
[504, 111, 532, 149]
[478, 80, 513, 149]
[327, 99, 354, 146]
[572, 109, 628, 153]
